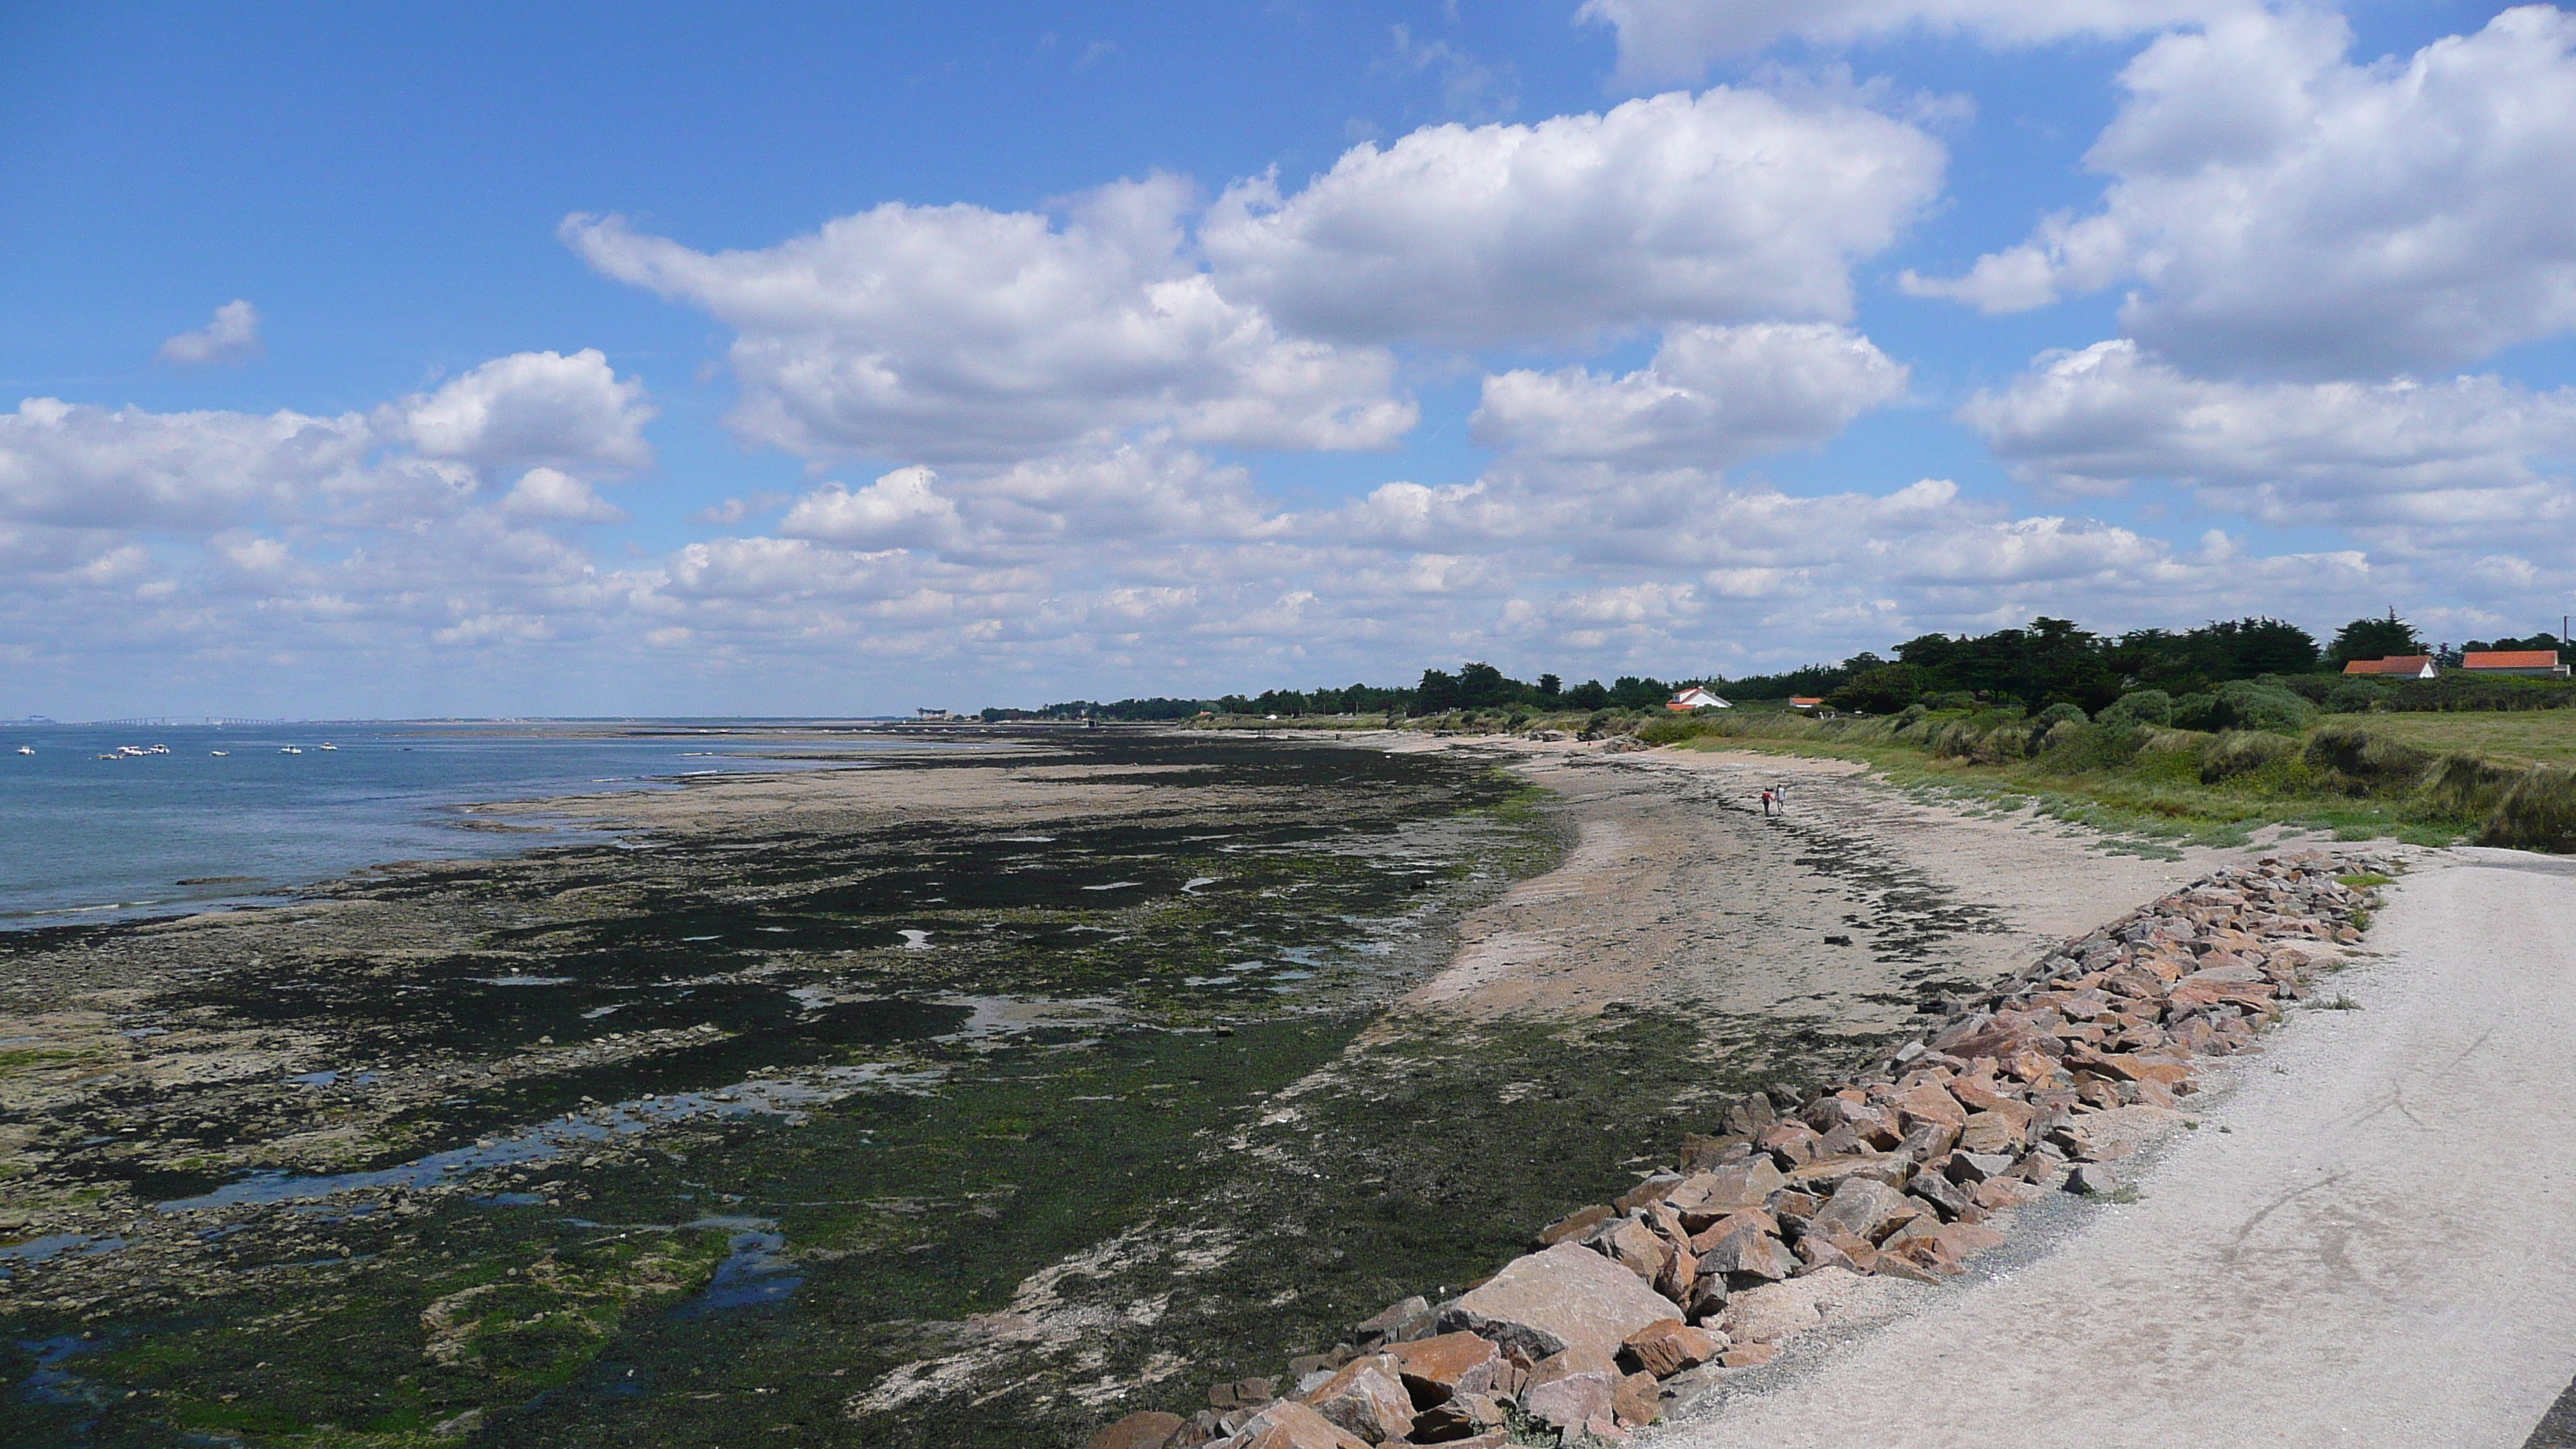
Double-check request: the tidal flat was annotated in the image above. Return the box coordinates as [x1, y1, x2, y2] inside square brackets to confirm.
[0, 731, 2193, 1447]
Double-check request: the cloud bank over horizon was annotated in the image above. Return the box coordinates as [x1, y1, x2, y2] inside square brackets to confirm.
[8, 4, 2576, 716]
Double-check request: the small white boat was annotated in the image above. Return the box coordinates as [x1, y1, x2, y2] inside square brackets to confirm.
[279, 746, 304, 755]
[318, 742, 338, 751]
[13, 746, 29, 755]
[210, 750, 229, 757]
[117, 745, 147, 757]
[95, 752, 120, 761]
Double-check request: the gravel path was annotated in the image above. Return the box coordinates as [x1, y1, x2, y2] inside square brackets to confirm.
[1649, 846, 2576, 1449]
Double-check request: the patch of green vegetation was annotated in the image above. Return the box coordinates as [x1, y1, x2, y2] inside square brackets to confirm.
[2335, 872, 2394, 889]
[0, 1046, 91, 1073]
[1633, 707, 2558, 850]
[2320, 994, 2364, 1011]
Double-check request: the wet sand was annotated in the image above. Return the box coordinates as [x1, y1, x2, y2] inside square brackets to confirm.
[1381, 733, 2243, 1027]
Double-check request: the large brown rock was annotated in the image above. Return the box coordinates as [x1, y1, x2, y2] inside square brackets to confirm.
[1613, 1370, 1663, 1428]
[1957, 1106, 2032, 1155]
[1533, 1204, 1613, 1248]
[1087, 1410, 1185, 1449]
[1231, 1400, 1372, 1449]
[1387, 1332, 1505, 1405]
[1782, 1151, 1910, 1195]
[1586, 1214, 1672, 1281]
[1619, 1318, 1721, 1379]
[1406, 1392, 1507, 1443]
[1894, 1082, 1966, 1132]
[1810, 1177, 1920, 1245]
[1300, 1356, 1412, 1444]
[1520, 1348, 1619, 1430]
[1438, 1242, 1684, 1362]
[1664, 1159, 1784, 1225]
[1701, 1229, 1794, 1283]
[1355, 1295, 1435, 1343]
[1684, 1208, 1778, 1254]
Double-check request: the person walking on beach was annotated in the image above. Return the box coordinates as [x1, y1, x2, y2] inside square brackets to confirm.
[1760, 786, 1777, 817]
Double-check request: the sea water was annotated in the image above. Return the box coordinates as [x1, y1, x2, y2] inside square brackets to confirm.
[0, 721, 904, 927]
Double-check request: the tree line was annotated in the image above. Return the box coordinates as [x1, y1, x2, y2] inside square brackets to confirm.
[975, 611, 2564, 721]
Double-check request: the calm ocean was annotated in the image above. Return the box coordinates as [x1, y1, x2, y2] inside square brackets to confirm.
[0, 721, 899, 927]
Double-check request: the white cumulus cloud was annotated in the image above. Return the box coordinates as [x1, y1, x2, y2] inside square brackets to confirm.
[397, 349, 656, 472]
[563, 176, 1415, 464]
[1961, 339, 2576, 536]
[1471, 323, 1907, 465]
[1202, 88, 1944, 348]
[1904, 7, 2576, 376]
[157, 300, 263, 366]
[499, 468, 629, 524]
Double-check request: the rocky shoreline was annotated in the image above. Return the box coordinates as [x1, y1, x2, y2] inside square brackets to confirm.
[1088, 848, 2393, 1449]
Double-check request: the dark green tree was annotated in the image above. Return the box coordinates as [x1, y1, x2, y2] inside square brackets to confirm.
[1411, 668, 1461, 715]
[1824, 664, 1922, 714]
[1457, 662, 1510, 708]
[1536, 673, 1563, 701]
[2327, 611, 2424, 666]
[1564, 679, 1609, 710]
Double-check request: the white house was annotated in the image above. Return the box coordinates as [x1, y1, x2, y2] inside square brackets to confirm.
[1667, 687, 1732, 711]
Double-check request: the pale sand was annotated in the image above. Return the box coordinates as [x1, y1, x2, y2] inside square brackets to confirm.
[1649, 847, 2576, 1449]
[1381, 735, 2253, 1031]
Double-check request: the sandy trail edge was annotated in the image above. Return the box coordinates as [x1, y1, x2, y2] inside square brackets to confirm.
[1649, 847, 2576, 1449]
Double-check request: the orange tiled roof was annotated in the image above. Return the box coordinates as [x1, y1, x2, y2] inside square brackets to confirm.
[2342, 656, 2433, 675]
[2463, 649, 2560, 670]
[1788, 696, 1826, 707]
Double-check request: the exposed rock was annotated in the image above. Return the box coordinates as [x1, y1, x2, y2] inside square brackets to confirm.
[1437, 1242, 1682, 1363]
[2065, 1163, 2119, 1196]
[1809, 1177, 1919, 1245]
[1405, 1392, 1507, 1443]
[1228, 1399, 1372, 1449]
[1701, 1228, 1794, 1284]
[1300, 1356, 1411, 1444]
[1684, 1208, 1778, 1255]
[1613, 1370, 1663, 1427]
[1945, 1150, 2014, 1184]
[1619, 1318, 1721, 1379]
[1614, 1172, 1686, 1212]
[1520, 1347, 1619, 1430]
[1664, 1158, 1785, 1225]
[1533, 1205, 1613, 1249]
[1355, 1295, 1435, 1344]
[1585, 1214, 1672, 1282]
[1386, 1332, 1504, 1405]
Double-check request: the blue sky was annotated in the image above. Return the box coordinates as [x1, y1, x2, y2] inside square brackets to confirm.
[4, 0, 2572, 717]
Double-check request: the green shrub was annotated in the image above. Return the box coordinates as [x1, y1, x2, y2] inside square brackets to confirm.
[2213, 680, 2318, 733]
[2303, 722, 2433, 794]
[2482, 766, 2576, 853]
[1893, 703, 1930, 730]
[2324, 680, 2385, 713]
[2033, 701, 2088, 728]
[2201, 730, 2302, 783]
[2097, 690, 2174, 728]
[2033, 720, 2149, 773]
[2170, 692, 2219, 731]
[2419, 752, 2515, 821]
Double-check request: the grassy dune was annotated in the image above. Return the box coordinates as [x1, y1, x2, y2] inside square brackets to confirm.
[1192, 701, 2576, 855]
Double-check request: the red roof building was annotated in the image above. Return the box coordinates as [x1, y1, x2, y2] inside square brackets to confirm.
[2342, 656, 2438, 678]
[2462, 649, 2568, 677]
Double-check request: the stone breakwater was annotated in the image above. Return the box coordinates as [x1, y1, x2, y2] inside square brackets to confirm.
[1084, 850, 2391, 1449]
